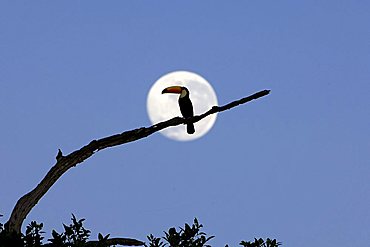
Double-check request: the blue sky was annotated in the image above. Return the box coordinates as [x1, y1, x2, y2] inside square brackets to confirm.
[1, 1, 370, 246]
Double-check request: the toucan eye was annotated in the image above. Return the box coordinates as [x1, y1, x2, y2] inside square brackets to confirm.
[180, 90, 187, 97]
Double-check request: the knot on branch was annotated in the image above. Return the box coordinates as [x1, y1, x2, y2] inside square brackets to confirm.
[56, 149, 64, 161]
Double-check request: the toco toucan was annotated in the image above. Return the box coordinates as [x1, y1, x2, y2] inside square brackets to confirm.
[162, 86, 195, 134]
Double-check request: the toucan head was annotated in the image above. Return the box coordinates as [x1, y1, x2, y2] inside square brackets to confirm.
[161, 86, 189, 98]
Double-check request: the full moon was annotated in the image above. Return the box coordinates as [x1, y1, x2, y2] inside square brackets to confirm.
[147, 71, 218, 141]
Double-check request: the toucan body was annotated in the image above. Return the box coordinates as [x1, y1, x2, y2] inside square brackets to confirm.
[162, 86, 195, 134]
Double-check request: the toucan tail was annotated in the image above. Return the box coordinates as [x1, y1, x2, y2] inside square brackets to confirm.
[187, 123, 195, 134]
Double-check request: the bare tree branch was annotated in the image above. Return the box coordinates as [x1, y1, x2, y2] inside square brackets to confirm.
[5, 89, 270, 234]
[42, 237, 145, 247]
[84, 237, 145, 246]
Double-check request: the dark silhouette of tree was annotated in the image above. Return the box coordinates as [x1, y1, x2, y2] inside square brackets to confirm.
[1, 215, 280, 247]
[1, 90, 274, 247]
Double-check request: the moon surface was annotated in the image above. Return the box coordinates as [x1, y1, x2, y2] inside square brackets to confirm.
[147, 71, 218, 141]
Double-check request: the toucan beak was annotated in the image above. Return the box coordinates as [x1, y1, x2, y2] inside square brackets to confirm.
[162, 86, 182, 94]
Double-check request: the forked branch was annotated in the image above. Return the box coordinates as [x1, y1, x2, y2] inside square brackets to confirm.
[5, 89, 270, 235]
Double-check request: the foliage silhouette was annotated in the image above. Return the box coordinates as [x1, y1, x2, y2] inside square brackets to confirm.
[24, 221, 44, 247]
[239, 238, 281, 247]
[147, 218, 214, 247]
[1, 214, 144, 247]
[0, 215, 280, 247]
[147, 219, 281, 247]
